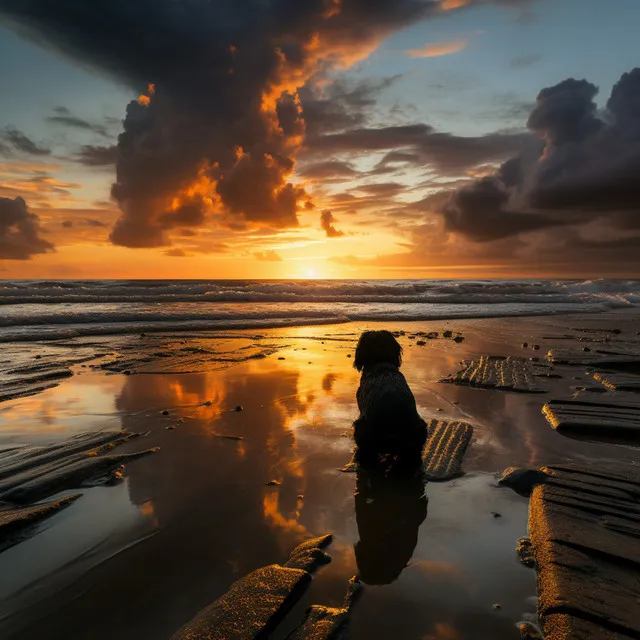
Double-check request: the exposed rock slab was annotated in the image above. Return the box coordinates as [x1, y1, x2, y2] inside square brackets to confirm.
[287, 577, 362, 640]
[592, 371, 640, 392]
[422, 419, 473, 481]
[542, 399, 640, 439]
[546, 349, 640, 373]
[528, 462, 640, 640]
[440, 356, 544, 393]
[171, 535, 334, 640]
[0, 494, 81, 552]
[0, 448, 158, 504]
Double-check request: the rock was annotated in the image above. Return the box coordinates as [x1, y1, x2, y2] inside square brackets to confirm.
[443, 330, 453, 338]
[453, 336, 465, 343]
[266, 480, 281, 486]
[582, 347, 591, 352]
[165, 425, 175, 430]
[422, 419, 473, 481]
[0, 494, 81, 552]
[522, 342, 529, 348]
[287, 576, 362, 640]
[0, 447, 159, 504]
[518, 622, 543, 639]
[161, 410, 169, 415]
[491, 512, 502, 518]
[532, 344, 540, 351]
[492, 603, 502, 610]
[529, 462, 640, 640]
[171, 535, 334, 640]
[516, 538, 535, 568]
[278, 357, 285, 360]
[234, 405, 243, 412]
[416, 341, 426, 346]
[498, 467, 548, 497]
[346, 354, 351, 358]
[34, 355, 41, 360]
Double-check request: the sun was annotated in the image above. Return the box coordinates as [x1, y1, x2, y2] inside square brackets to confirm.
[302, 268, 317, 279]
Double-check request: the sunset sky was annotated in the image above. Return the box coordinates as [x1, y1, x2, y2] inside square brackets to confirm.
[1, 0, 639, 279]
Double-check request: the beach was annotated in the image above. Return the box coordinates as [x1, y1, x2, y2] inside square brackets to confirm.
[1, 303, 638, 640]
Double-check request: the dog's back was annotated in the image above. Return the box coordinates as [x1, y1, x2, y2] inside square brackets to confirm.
[354, 362, 426, 470]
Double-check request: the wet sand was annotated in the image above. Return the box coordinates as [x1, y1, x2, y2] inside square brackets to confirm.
[0, 310, 638, 640]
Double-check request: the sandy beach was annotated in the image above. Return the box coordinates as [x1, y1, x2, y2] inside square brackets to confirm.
[0, 309, 638, 640]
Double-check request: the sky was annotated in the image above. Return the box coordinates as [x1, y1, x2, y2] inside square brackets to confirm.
[0, 0, 639, 280]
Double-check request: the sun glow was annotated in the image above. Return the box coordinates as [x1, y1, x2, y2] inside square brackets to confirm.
[303, 268, 317, 279]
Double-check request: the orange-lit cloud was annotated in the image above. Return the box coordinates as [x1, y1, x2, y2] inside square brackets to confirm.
[440, 0, 472, 10]
[406, 39, 468, 58]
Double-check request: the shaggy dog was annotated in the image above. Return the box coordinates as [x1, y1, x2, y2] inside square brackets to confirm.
[353, 330, 427, 473]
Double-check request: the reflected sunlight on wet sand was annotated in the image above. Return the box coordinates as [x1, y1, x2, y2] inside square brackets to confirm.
[0, 313, 637, 640]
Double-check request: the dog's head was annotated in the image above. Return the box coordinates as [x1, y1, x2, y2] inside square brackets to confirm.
[353, 330, 403, 372]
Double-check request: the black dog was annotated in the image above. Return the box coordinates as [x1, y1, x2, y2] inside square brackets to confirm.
[353, 330, 427, 473]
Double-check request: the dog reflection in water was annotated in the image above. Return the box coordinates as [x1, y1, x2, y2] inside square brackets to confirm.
[354, 470, 428, 585]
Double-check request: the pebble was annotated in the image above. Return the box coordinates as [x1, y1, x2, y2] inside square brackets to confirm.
[582, 346, 591, 352]
[266, 480, 281, 486]
[532, 344, 540, 350]
[491, 512, 502, 518]
[522, 342, 528, 348]
[416, 340, 426, 346]
[35, 355, 42, 359]
[453, 336, 465, 343]
[347, 354, 352, 358]
[161, 410, 169, 415]
[443, 330, 453, 338]
[492, 603, 502, 611]
[278, 357, 285, 360]
[234, 405, 243, 412]
[165, 425, 176, 430]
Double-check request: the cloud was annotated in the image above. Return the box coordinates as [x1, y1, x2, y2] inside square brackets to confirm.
[46, 109, 111, 137]
[356, 182, 405, 197]
[163, 248, 191, 257]
[1, 0, 459, 250]
[406, 39, 468, 58]
[306, 124, 529, 174]
[432, 67, 640, 269]
[1, 127, 50, 156]
[298, 160, 360, 179]
[74, 144, 118, 167]
[0, 196, 54, 259]
[320, 210, 344, 237]
[254, 250, 283, 262]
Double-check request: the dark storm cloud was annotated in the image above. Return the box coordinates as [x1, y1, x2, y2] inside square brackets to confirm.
[306, 124, 529, 174]
[298, 160, 360, 179]
[437, 68, 640, 249]
[0, 0, 455, 249]
[320, 209, 344, 237]
[46, 112, 110, 137]
[75, 144, 118, 167]
[1, 127, 50, 156]
[0, 196, 54, 259]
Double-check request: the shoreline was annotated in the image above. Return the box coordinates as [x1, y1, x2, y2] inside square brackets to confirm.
[0, 309, 638, 639]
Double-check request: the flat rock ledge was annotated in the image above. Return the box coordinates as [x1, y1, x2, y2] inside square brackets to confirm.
[510, 461, 640, 640]
[171, 535, 336, 640]
[440, 356, 545, 393]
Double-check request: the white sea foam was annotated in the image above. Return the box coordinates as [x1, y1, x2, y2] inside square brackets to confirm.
[0, 279, 637, 342]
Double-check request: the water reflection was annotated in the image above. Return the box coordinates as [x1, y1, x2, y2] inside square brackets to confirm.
[354, 470, 427, 585]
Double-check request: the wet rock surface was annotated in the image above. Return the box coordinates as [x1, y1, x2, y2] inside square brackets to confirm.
[542, 399, 640, 440]
[528, 462, 640, 640]
[0, 494, 81, 552]
[287, 577, 362, 640]
[498, 467, 548, 497]
[591, 371, 640, 392]
[171, 535, 335, 640]
[422, 419, 473, 481]
[440, 356, 545, 393]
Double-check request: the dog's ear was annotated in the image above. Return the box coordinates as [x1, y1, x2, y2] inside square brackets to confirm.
[354, 330, 402, 371]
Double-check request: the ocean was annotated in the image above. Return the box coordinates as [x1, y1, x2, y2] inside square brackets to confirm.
[1, 278, 638, 342]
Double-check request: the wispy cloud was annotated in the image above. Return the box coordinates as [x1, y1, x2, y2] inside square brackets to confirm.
[405, 39, 468, 58]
